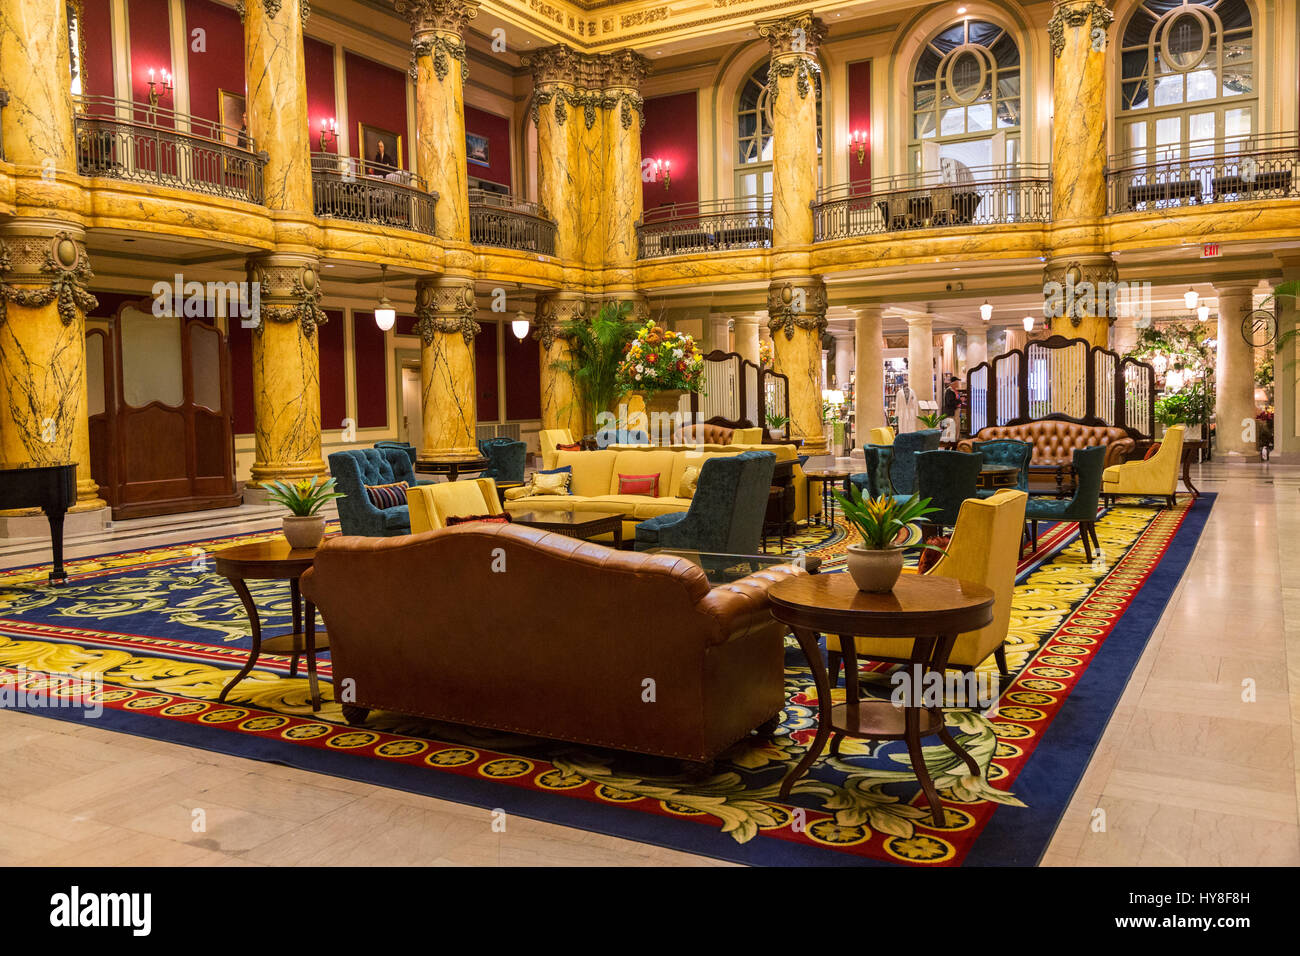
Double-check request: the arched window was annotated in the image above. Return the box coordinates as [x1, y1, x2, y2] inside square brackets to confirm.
[1118, 0, 1255, 162]
[734, 61, 822, 209]
[911, 20, 1021, 175]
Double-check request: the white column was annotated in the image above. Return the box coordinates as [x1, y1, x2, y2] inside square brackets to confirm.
[905, 314, 935, 402]
[966, 332, 987, 370]
[1215, 281, 1259, 459]
[855, 306, 885, 437]
[1112, 313, 1139, 356]
[831, 328, 854, 390]
[707, 313, 731, 354]
[734, 314, 761, 365]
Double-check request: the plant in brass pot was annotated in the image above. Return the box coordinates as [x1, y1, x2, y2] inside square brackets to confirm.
[265, 477, 344, 550]
[834, 485, 939, 593]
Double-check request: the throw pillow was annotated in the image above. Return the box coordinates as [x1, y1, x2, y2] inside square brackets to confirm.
[679, 466, 700, 499]
[1143, 442, 1162, 460]
[365, 481, 409, 509]
[556, 442, 582, 452]
[917, 536, 951, 574]
[446, 513, 512, 525]
[531, 471, 571, 496]
[618, 473, 660, 497]
[503, 484, 531, 500]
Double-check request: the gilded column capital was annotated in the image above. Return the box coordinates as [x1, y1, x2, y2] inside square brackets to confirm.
[758, 11, 827, 57]
[533, 291, 589, 349]
[524, 45, 649, 130]
[246, 254, 327, 338]
[1048, 0, 1113, 59]
[396, 0, 478, 80]
[235, 0, 310, 24]
[0, 226, 97, 327]
[414, 277, 479, 345]
[1042, 256, 1119, 327]
[766, 277, 827, 340]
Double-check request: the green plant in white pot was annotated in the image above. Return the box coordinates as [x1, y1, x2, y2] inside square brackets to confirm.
[834, 485, 939, 593]
[265, 477, 344, 550]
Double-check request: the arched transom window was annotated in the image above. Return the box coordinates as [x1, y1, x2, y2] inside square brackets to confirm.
[1118, 0, 1255, 162]
[911, 19, 1021, 175]
[734, 61, 822, 209]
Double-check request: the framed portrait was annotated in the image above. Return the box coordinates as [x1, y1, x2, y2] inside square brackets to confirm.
[218, 90, 247, 148]
[358, 123, 403, 176]
[466, 132, 490, 167]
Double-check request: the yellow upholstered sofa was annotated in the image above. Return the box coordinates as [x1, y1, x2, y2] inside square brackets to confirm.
[407, 478, 503, 532]
[868, 426, 896, 446]
[505, 444, 819, 540]
[1102, 424, 1185, 507]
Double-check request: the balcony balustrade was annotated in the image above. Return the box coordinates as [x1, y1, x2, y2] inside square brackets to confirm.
[310, 153, 435, 235]
[813, 163, 1052, 241]
[1106, 132, 1300, 213]
[468, 188, 557, 255]
[73, 96, 264, 204]
[636, 199, 773, 259]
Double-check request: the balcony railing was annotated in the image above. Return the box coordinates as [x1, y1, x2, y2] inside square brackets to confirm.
[1106, 132, 1300, 213]
[310, 153, 435, 235]
[72, 95, 264, 203]
[635, 199, 773, 259]
[813, 163, 1052, 241]
[468, 188, 557, 255]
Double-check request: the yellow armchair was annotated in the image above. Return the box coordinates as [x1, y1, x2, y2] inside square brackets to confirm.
[539, 429, 576, 471]
[1102, 425, 1184, 508]
[868, 426, 896, 446]
[828, 489, 1028, 677]
[407, 478, 502, 533]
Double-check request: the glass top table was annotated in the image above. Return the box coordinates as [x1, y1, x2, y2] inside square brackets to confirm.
[645, 548, 822, 584]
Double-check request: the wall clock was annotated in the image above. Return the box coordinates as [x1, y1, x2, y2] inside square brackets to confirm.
[1241, 310, 1277, 348]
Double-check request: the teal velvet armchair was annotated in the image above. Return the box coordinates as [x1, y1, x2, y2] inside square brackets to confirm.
[634, 450, 777, 554]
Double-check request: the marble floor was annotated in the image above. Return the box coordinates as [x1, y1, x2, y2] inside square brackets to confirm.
[0, 461, 1295, 866]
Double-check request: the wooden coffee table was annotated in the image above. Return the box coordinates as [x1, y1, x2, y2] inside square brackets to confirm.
[767, 572, 995, 825]
[509, 510, 624, 548]
[977, 463, 1020, 490]
[214, 540, 327, 711]
[414, 454, 490, 481]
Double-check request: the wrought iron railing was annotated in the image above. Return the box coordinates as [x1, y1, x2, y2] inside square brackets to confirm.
[813, 163, 1052, 240]
[1106, 132, 1300, 213]
[636, 199, 773, 259]
[72, 95, 264, 203]
[468, 188, 557, 255]
[310, 153, 435, 235]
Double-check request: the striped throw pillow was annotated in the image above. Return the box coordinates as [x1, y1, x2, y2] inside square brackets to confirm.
[365, 481, 409, 509]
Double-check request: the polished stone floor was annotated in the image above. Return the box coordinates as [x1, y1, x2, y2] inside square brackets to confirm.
[0, 461, 1295, 866]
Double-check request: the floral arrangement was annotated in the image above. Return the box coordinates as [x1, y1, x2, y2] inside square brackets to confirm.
[615, 320, 705, 394]
[758, 339, 773, 367]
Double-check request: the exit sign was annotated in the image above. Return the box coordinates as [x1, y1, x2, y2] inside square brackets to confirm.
[1201, 243, 1220, 258]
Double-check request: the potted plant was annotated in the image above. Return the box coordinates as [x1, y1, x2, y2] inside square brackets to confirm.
[1154, 382, 1210, 440]
[552, 302, 640, 435]
[765, 410, 789, 440]
[615, 318, 705, 416]
[834, 485, 939, 593]
[917, 411, 943, 429]
[265, 476, 344, 550]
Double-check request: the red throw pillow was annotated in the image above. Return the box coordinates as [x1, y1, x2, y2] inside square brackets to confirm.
[1143, 442, 1162, 460]
[618, 473, 660, 497]
[556, 442, 582, 452]
[446, 513, 512, 525]
[917, 536, 951, 574]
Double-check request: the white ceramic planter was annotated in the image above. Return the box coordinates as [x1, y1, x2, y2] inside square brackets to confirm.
[846, 544, 905, 593]
[283, 515, 326, 550]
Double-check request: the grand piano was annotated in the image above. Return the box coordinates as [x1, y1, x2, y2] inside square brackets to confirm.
[0, 463, 78, 583]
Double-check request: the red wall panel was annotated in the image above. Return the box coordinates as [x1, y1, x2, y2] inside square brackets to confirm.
[465, 105, 511, 188]
[503, 328, 541, 421]
[394, 313, 418, 338]
[184, 0, 243, 126]
[641, 91, 698, 211]
[318, 309, 346, 430]
[128, 0, 174, 121]
[81, 0, 116, 100]
[304, 36, 337, 153]
[847, 60, 872, 186]
[474, 322, 499, 422]
[351, 311, 389, 429]
[344, 53, 410, 170]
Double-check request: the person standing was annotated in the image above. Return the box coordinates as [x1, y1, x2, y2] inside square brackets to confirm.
[941, 375, 961, 442]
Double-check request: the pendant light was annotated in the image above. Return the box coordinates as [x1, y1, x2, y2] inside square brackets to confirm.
[374, 264, 396, 331]
[512, 309, 530, 341]
[1197, 304, 1210, 322]
[979, 300, 993, 322]
[1183, 287, 1199, 310]
[1022, 315, 1035, 332]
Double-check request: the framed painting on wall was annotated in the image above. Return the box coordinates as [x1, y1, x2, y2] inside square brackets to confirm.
[358, 123, 403, 176]
[218, 90, 248, 148]
[467, 132, 490, 167]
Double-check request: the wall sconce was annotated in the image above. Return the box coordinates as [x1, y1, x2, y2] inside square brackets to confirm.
[979, 300, 993, 322]
[848, 129, 867, 165]
[512, 309, 530, 341]
[146, 67, 173, 115]
[1197, 304, 1210, 322]
[1022, 315, 1036, 332]
[374, 264, 396, 332]
[651, 158, 671, 189]
[319, 118, 337, 152]
[1183, 287, 1199, 310]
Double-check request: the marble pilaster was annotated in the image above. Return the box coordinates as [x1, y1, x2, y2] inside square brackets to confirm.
[414, 276, 479, 458]
[602, 50, 649, 292]
[1215, 282, 1260, 459]
[768, 276, 828, 455]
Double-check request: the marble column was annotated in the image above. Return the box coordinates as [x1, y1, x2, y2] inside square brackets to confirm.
[414, 276, 479, 458]
[397, 0, 477, 246]
[965, 332, 988, 374]
[602, 50, 649, 295]
[1044, 258, 1117, 350]
[0, 223, 104, 510]
[245, 254, 326, 485]
[244, 0, 313, 215]
[905, 315, 935, 402]
[525, 48, 582, 264]
[535, 291, 588, 435]
[831, 328, 854, 390]
[1112, 312, 1139, 356]
[734, 315, 761, 366]
[1276, 258, 1300, 460]
[1, 0, 77, 177]
[854, 307, 885, 435]
[707, 313, 731, 354]
[1215, 281, 1259, 459]
[758, 12, 825, 266]
[768, 276, 828, 455]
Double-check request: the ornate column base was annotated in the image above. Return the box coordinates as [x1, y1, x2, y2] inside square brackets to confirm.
[768, 277, 829, 456]
[245, 253, 327, 487]
[415, 275, 480, 459]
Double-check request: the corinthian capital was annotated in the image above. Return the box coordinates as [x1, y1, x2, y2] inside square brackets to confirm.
[524, 44, 650, 91]
[1047, 0, 1113, 59]
[757, 10, 827, 58]
[393, 0, 478, 37]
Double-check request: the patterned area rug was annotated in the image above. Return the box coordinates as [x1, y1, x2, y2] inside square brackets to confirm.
[0, 496, 1211, 866]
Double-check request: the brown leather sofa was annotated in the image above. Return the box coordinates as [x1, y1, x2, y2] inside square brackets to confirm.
[671, 422, 763, 445]
[959, 420, 1134, 469]
[300, 524, 804, 763]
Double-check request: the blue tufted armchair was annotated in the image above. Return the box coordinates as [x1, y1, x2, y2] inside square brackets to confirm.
[916, 449, 984, 530]
[328, 448, 416, 536]
[477, 437, 527, 483]
[889, 429, 942, 496]
[374, 440, 417, 465]
[849, 445, 896, 499]
[634, 450, 777, 554]
[972, 439, 1031, 497]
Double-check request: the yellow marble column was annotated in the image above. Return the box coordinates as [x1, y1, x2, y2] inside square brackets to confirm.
[245, 255, 326, 485]
[525, 47, 585, 267]
[768, 277, 828, 455]
[535, 291, 588, 435]
[414, 276, 479, 458]
[1214, 281, 1260, 459]
[1043, 258, 1117, 349]
[601, 51, 649, 294]
[854, 306, 885, 435]
[758, 12, 825, 264]
[244, 0, 313, 215]
[0, 223, 104, 510]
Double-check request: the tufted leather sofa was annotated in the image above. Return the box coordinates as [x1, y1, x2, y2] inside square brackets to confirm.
[301, 523, 805, 761]
[959, 421, 1133, 470]
[671, 423, 764, 445]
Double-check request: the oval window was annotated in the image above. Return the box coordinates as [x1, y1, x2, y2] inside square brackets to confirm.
[1163, 10, 1208, 72]
[949, 49, 985, 104]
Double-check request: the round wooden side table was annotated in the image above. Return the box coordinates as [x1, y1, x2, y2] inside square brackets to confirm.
[214, 540, 328, 711]
[767, 572, 994, 825]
